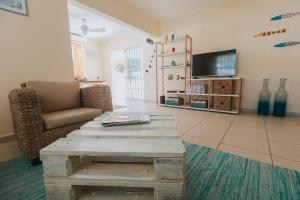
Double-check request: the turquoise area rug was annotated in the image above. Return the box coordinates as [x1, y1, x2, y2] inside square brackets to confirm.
[0, 143, 299, 200]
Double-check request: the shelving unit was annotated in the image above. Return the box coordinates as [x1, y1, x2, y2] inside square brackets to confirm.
[159, 77, 243, 114]
[155, 35, 193, 107]
[155, 35, 242, 114]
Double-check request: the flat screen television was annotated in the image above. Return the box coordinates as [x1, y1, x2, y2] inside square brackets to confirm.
[192, 49, 237, 77]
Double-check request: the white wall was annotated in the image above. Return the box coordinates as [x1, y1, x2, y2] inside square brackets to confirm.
[102, 33, 157, 102]
[0, 0, 74, 135]
[160, 0, 300, 113]
[84, 39, 103, 80]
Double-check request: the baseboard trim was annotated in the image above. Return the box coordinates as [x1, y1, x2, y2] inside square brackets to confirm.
[241, 108, 300, 117]
[0, 133, 16, 143]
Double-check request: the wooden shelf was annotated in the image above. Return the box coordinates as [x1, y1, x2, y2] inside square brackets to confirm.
[160, 104, 185, 109]
[158, 50, 190, 57]
[160, 104, 209, 111]
[185, 105, 209, 111]
[210, 94, 239, 97]
[209, 109, 239, 114]
[186, 93, 239, 97]
[160, 104, 238, 114]
[157, 35, 188, 45]
[186, 93, 209, 96]
[165, 79, 185, 81]
[186, 77, 242, 81]
[166, 91, 185, 95]
[159, 65, 186, 69]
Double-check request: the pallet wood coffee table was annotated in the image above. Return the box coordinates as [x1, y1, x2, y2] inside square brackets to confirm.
[69, 112, 179, 140]
[40, 113, 186, 200]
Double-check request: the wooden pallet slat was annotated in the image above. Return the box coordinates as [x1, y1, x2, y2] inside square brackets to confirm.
[67, 129, 180, 140]
[40, 138, 185, 158]
[81, 120, 177, 131]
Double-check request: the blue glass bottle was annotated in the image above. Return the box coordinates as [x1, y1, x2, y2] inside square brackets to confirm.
[273, 78, 287, 117]
[257, 79, 271, 115]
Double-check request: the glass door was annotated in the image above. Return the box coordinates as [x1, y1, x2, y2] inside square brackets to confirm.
[111, 46, 144, 106]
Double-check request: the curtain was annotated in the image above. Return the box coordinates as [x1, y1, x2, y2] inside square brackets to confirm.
[71, 43, 85, 79]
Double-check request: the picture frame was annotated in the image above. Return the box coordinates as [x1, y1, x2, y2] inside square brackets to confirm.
[0, 0, 28, 16]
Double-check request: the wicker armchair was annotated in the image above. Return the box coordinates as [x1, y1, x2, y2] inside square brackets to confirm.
[9, 83, 112, 163]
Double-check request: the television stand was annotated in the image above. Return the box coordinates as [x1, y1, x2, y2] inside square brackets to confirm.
[159, 76, 243, 114]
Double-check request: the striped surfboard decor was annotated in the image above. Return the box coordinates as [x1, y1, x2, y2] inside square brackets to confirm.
[274, 42, 300, 48]
[254, 29, 286, 38]
[271, 11, 300, 21]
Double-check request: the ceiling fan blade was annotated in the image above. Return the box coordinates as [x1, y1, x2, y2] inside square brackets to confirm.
[88, 27, 106, 32]
[70, 32, 83, 37]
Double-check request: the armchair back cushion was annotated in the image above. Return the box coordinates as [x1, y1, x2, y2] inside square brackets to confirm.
[27, 81, 81, 113]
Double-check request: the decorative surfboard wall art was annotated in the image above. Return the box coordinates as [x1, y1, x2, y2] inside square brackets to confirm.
[254, 29, 286, 38]
[274, 41, 300, 48]
[271, 11, 300, 21]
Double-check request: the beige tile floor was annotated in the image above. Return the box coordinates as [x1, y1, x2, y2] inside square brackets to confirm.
[1, 101, 299, 172]
[125, 101, 300, 171]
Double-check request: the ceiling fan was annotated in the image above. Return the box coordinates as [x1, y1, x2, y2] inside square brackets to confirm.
[71, 18, 106, 36]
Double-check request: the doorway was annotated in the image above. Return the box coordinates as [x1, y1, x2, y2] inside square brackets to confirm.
[111, 46, 144, 106]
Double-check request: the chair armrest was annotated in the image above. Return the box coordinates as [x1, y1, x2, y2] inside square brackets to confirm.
[80, 85, 113, 113]
[8, 88, 44, 159]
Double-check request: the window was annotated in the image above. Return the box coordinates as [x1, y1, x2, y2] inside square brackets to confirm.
[71, 42, 86, 79]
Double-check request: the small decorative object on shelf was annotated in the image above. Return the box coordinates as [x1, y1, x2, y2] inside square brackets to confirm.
[171, 34, 175, 42]
[165, 97, 184, 106]
[160, 95, 165, 104]
[189, 83, 208, 94]
[172, 47, 176, 52]
[257, 79, 271, 115]
[273, 78, 287, 117]
[164, 35, 169, 44]
[168, 74, 173, 80]
[171, 60, 176, 66]
[191, 100, 208, 109]
[167, 90, 178, 93]
[176, 75, 180, 80]
[187, 60, 190, 67]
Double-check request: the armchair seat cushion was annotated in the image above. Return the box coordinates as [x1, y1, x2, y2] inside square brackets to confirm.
[42, 108, 102, 130]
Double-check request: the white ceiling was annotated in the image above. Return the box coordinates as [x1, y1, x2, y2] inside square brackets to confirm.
[123, 0, 223, 21]
[68, 3, 135, 41]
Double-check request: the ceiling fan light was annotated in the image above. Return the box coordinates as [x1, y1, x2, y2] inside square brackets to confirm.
[81, 24, 88, 35]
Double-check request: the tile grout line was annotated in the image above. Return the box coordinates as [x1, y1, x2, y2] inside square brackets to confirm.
[272, 155, 300, 163]
[220, 143, 271, 156]
[263, 118, 274, 165]
[216, 117, 236, 150]
[181, 117, 208, 136]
